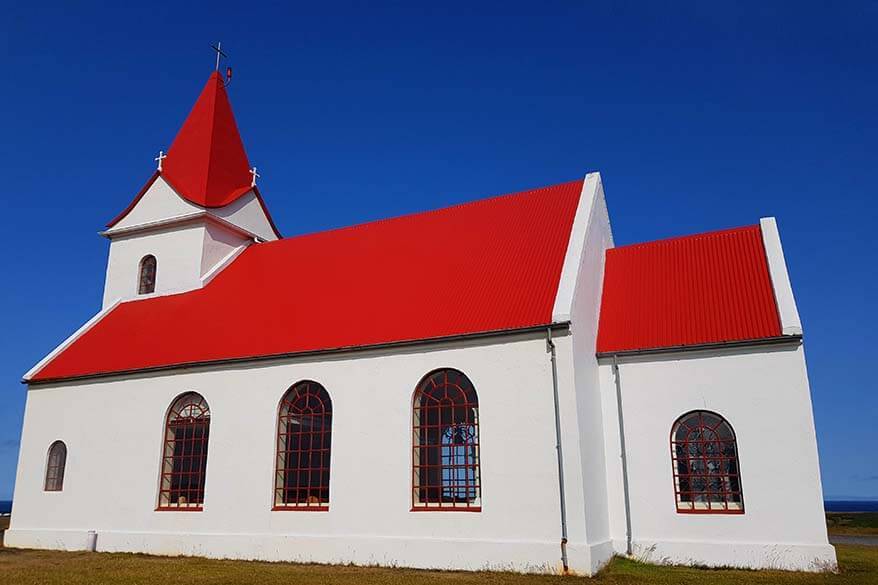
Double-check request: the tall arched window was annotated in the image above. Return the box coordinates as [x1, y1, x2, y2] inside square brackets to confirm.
[274, 381, 332, 510]
[671, 410, 743, 514]
[138, 254, 156, 294]
[412, 369, 481, 511]
[158, 392, 210, 510]
[44, 441, 67, 492]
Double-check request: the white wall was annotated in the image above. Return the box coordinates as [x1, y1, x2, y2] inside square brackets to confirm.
[101, 177, 275, 307]
[8, 332, 601, 575]
[102, 224, 207, 307]
[211, 190, 279, 241]
[557, 173, 616, 572]
[111, 176, 201, 230]
[201, 223, 249, 276]
[599, 343, 836, 571]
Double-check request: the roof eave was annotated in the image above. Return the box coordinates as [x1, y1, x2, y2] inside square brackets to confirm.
[596, 334, 802, 360]
[26, 321, 571, 386]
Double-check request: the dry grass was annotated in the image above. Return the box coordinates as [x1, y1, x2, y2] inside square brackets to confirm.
[0, 544, 874, 584]
[0, 515, 9, 546]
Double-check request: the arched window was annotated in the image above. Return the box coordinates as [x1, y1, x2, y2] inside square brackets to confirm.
[274, 381, 332, 510]
[158, 392, 210, 510]
[412, 369, 481, 511]
[44, 441, 67, 492]
[138, 254, 156, 294]
[671, 410, 743, 514]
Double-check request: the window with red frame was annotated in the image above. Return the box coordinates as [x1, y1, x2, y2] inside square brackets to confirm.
[158, 392, 210, 510]
[138, 254, 156, 294]
[44, 440, 67, 492]
[412, 369, 481, 511]
[671, 410, 743, 513]
[274, 381, 332, 510]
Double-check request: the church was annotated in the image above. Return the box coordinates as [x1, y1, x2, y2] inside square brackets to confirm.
[8, 69, 836, 575]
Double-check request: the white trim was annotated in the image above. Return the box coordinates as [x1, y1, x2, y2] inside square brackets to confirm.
[552, 172, 613, 322]
[759, 217, 803, 336]
[102, 211, 262, 242]
[23, 299, 122, 382]
[201, 243, 249, 286]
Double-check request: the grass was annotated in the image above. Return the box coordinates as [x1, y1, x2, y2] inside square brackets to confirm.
[0, 545, 874, 584]
[0, 515, 8, 546]
[0, 514, 875, 583]
[826, 512, 878, 536]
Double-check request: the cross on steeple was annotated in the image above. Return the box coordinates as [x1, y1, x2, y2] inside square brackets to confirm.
[154, 150, 167, 172]
[210, 42, 228, 72]
[249, 166, 260, 187]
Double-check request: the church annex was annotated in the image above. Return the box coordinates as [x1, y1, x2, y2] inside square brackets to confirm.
[8, 71, 836, 575]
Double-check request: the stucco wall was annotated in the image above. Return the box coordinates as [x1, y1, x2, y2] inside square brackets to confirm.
[564, 174, 615, 570]
[211, 190, 278, 241]
[8, 332, 598, 574]
[598, 343, 836, 571]
[102, 224, 206, 307]
[111, 176, 201, 230]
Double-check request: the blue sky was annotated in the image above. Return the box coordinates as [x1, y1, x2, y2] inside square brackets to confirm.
[0, 2, 875, 501]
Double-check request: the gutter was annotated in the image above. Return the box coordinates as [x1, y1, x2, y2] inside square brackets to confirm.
[545, 327, 569, 574]
[596, 335, 801, 360]
[612, 355, 633, 556]
[26, 322, 571, 386]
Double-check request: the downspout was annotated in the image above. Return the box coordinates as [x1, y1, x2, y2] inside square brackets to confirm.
[612, 355, 633, 556]
[546, 327, 569, 574]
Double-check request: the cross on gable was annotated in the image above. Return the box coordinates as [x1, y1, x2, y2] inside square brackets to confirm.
[249, 166, 260, 187]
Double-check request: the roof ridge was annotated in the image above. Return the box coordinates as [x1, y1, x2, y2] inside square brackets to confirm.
[609, 224, 759, 252]
[259, 178, 584, 249]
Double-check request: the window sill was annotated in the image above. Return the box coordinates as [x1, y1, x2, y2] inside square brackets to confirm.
[272, 506, 329, 512]
[155, 506, 204, 512]
[676, 508, 744, 515]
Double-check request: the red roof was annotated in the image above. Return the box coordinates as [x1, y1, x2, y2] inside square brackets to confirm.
[161, 71, 253, 207]
[34, 180, 584, 381]
[107, 72, 258, 229]
[596, 225, 782, 354]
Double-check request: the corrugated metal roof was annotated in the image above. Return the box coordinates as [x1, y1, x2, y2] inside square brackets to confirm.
[596, 225, 782, 354]
[34, 179, 584, 381]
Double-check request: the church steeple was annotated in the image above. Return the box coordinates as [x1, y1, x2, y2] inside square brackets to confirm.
[161, 71, 253, 208]
[100, 69, 279, 309]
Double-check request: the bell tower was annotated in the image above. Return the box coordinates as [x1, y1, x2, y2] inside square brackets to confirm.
[101, 71, 280, 308]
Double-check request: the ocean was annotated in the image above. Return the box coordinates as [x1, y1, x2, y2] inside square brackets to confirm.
[824, 500, 878, 512]
[0, 500, 10, 514]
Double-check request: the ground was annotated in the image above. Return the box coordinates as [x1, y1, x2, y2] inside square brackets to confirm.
[0, 516, 876, 583]
[826, 513, 878, 536]
[0, 543, 875, 584]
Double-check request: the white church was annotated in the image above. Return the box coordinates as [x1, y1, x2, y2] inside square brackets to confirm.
[8, 70, 836, 575]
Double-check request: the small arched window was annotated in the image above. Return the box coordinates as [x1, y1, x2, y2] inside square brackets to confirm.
[274, 381, 332, 510]
[44, 441, 67, 492]
[412, 369, 481, 511]
[158, 392, 210, 510]
[671, 410, 743, 514]
[138, 254, 156, 294]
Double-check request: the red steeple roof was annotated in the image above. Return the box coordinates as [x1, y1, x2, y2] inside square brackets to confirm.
[161, 71, 253, 207]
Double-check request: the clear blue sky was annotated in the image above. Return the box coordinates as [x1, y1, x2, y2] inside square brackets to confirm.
[0, 2, 875, 501]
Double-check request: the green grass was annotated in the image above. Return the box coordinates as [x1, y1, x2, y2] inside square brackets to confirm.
[0, 545, 874, 584]
[826, 512, 878, 536]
